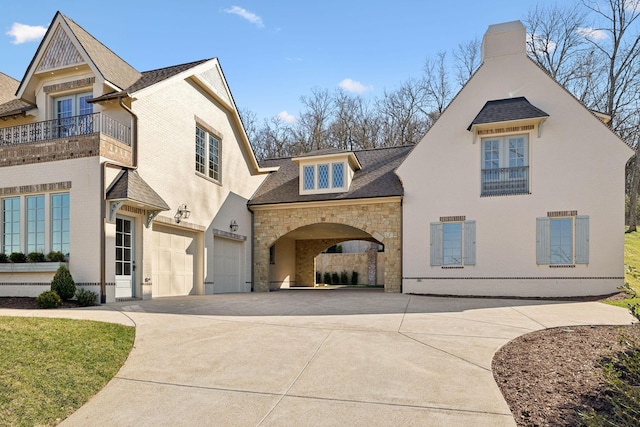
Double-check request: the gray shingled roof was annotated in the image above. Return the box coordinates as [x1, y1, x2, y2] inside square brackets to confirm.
[106, 169, 170, 211]
[0, 73, 19, 104]
[248, 146, 412, 206]
[0, 99, 35, 118]
[90, 59, 211, 101]
[62, 13, 142, 91]
[467, 96, 549, 130]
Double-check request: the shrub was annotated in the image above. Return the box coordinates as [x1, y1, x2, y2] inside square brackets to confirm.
[75, 288, 98, 307]
[316, 272, 322, 284]
[340, 270, 349, 285]
[46, 251, 66, 262]
[27, 252, 46, 263]
[36, 290, 61, 309]
[351, 271, 359, 286]
[51, 265, 76, 301]
[331, 272, 340, 284]
[0, 253, 8, 263]
[9, 252, 26, 263]
[323, 272, 332, 285]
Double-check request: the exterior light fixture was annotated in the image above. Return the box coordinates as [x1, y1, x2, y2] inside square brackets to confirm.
[230, 220, 238, 232]
[174, 204, 191, 223]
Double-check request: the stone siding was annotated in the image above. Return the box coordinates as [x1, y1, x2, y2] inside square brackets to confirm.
[253, 200, 402, 293]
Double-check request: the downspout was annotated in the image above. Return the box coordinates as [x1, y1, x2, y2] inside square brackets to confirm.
[99, 95, 138, 303]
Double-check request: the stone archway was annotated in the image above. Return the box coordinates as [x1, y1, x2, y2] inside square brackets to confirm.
[251, 199, 401, 292]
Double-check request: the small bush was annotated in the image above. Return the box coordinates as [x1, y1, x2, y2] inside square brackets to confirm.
[75, 288, 98, 307]
[51, 265, 76, 301]
[27, 252, 46, 263]
[36, 290, 61, 309]
[323, 272, 332, 285]
[340, 270, 349, 285]
[46, 251, 66, 262]
[0, 253, 8, 263]
[351, 271, 359, 286]
[9, 252, 26, 263]
[331, 272, 340, 284]
[316, 272, 322, 284]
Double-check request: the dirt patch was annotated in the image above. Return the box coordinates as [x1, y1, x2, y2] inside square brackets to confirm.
[0, 297, 80, 309]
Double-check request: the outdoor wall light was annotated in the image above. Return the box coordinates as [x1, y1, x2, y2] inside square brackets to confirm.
[230, 220, 238, 232]
[174, 204, 191, 223]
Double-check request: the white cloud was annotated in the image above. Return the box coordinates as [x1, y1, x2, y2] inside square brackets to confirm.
[338, 78, 373, 94]
[577, 27, 608, 41]
[224, 6, 264, 28]
[275, 110, 296, 123]
[6, 22, 47, 44]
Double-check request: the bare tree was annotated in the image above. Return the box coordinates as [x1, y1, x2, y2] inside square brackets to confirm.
[296, 87, 334, 152]
[453, 38, 481, 86]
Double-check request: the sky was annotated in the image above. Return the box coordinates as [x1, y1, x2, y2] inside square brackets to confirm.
[0, 0, 558, 123]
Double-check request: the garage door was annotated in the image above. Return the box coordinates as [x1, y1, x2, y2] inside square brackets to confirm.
[212, 236, 245, 293]
[152, 225, 196, 297]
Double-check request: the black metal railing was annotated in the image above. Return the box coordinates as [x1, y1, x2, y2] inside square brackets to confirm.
[0, 112, 131, 146]
[481, 166, 529, 196]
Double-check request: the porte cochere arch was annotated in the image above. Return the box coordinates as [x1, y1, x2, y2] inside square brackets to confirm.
[251, 199, 402, 292]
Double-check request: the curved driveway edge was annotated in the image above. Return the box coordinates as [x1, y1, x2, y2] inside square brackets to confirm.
[2, 290, 635, 426]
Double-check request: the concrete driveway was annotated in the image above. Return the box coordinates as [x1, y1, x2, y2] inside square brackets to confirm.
[2, 290, 636, 426]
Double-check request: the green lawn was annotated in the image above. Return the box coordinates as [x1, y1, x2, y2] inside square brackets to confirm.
[609, 231, 640, 308]
[0, 317, 134, 426]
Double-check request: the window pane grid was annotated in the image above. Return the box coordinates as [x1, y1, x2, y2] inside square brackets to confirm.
[51, 193, 70, 256]
[2, 198, 20, 254]
[195, 126, 206, 174]
[208, 134, 220, 181]
[26, 195, 45, 253]
[318, 164, 329, 189]
[303, 166, 315, 190]
[332, 163, 344, 188]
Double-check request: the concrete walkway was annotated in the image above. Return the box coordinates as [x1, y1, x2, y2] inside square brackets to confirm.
[2, 290, 636, 426]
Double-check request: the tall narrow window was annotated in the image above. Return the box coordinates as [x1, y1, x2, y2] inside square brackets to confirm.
[195, 126, 206, 174]
[303, 165, 315, 190]
[550, 218, 573, 264]
[2, 197, 20, 254]
[208, 134, 220, 181]
[51, 193, 70, 256]
[318, 164, 330, 189]
[26, 195, 45, 253]
[332, 163, 344, 188]
[443, 222, 463, 266]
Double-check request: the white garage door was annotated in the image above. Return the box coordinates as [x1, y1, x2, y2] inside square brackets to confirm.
[152, 225, 196, 297]
[212, 236, 245, 293]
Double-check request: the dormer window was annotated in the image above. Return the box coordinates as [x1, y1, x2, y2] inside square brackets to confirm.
[293, 151, 361, 195]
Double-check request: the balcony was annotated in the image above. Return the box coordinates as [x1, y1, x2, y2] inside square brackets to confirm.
[0, 112, 130, 147]
[481, 166, 529, 196]
[0, 113, 132, 167]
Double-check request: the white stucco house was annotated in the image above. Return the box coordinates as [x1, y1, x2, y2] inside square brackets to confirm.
[0, 12, 270, 302]
[397, 21, 633, 297]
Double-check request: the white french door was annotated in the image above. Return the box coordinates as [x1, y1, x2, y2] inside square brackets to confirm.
[115, 216, 135, 299]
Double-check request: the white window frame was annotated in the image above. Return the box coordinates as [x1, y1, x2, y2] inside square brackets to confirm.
[481, 133, 530, 196]
[1, 197, 21, 255]
[430, 219, 476, 267]
[299, 161, 347, 194]
[0, 192, 71, 256]
[195, 124, 222, 183]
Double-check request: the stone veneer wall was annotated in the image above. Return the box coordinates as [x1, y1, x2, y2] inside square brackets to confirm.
[253, 199, 401, 293]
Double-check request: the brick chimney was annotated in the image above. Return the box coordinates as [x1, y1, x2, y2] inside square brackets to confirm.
[482, 20, 526, 61]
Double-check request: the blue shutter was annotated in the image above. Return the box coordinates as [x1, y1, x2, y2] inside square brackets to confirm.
[463, 220, 476, 265]
[430, 222, 443, 266]
[536, 217, 551, 264]
[575, 215, 589, 264]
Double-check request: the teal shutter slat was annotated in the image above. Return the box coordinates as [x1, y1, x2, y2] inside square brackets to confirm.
[575, 215, 589, 264]
[430, 222, 443, 266]
[463, 220, 476, 265]
[536, 217, 551, 264]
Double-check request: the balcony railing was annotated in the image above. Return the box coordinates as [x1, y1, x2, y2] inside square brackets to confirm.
[481, 166, 529, 196]
[0, 112, 131, 146]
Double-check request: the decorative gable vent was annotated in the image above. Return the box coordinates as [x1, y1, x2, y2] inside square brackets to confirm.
[36, 26, 84, 73]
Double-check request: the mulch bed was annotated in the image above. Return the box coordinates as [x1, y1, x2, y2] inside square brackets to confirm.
[1, 293, 638, 425]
